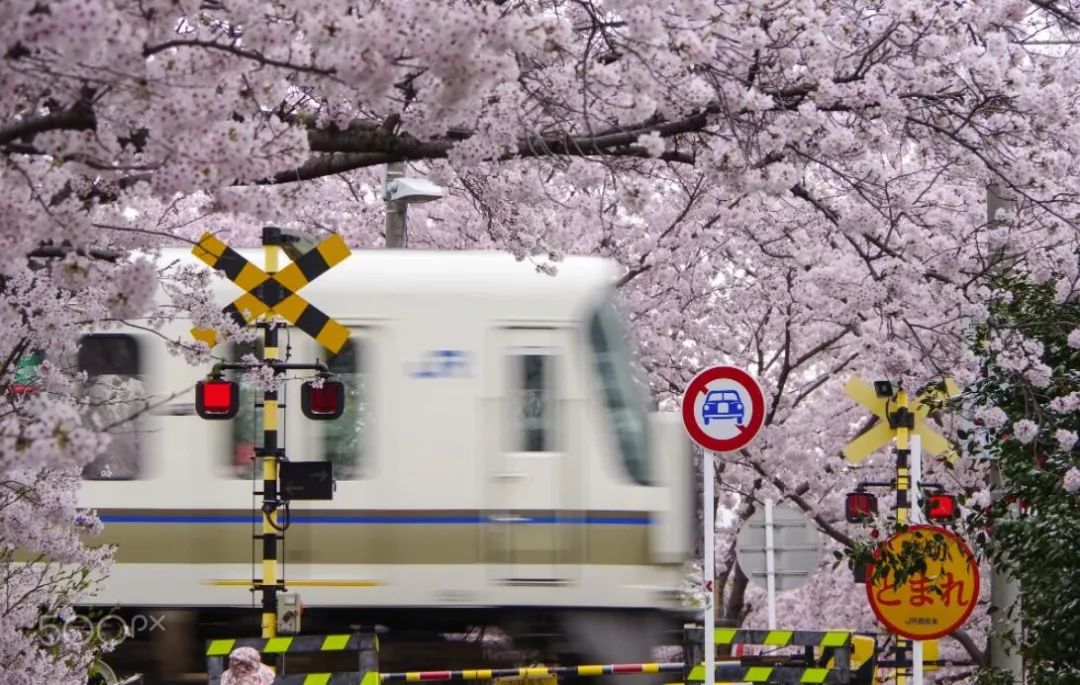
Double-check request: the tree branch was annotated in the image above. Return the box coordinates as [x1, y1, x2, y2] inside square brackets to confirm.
[143, 40, 337, 78]
[28, 246, 121, 262]
[1029, 0, 1080, 27]
[0, 92, 96, 148]
[253, 153, 396, 185]
[948, 629, 987, 668]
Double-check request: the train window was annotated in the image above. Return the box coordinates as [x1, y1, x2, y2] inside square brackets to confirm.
[588, 301, 651, 484]
[513, 352, 554, 452]
[77, 334, 144, 480]
[227, 339, 263, 479]
[319, 338, 368, 478]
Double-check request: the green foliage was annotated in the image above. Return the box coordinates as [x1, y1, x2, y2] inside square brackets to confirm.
[974, 666, 1018, 685]
[955, 274, 1080, 682]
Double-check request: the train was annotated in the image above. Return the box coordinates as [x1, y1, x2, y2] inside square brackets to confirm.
[68, 244, 697, 683]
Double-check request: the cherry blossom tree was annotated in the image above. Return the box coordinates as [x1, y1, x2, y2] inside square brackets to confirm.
[4, 1, 1080, 682]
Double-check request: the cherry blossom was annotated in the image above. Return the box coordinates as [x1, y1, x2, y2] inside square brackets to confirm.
[1064, 468, 1080, 494]
[3, 0, 1080, 680]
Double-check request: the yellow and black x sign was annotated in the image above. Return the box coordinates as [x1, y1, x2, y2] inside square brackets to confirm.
[841, 376, 960, 464]
[190, 232, 351, 354]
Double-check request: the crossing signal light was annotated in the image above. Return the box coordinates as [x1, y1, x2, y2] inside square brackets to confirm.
[845, 492, 878, 523]
[196, 379, 239, 419]
[928, 493, 958, 520]
[301, 378, 344, 420]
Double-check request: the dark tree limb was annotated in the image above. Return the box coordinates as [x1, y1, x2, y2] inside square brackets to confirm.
[1029, 0, 1080, 27]
[143, 40, 337, 78]
[948, 629, 987, 667]
[0, 92, 96, 148]
[28, 246, 121, 261]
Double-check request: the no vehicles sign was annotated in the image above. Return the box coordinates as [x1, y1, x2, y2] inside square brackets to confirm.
[681, 366, 765, 453]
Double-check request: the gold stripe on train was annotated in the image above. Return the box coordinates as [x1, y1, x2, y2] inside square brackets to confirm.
[63, 510, 653, 565]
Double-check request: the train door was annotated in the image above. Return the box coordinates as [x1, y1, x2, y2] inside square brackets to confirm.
[484, 327, 578, 584]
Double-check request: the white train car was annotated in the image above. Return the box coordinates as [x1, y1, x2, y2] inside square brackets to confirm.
[71, 247, 695, 681]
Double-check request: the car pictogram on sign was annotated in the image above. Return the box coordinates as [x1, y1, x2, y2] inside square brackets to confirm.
[702, 390, 744, 426]
[681, 366, 765, 453]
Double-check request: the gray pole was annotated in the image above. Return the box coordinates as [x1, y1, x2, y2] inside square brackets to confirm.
[986, 182, 1025, 682]
[385, 161, 407, 248]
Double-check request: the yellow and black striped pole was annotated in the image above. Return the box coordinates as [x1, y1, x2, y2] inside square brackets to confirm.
[892, 388, 913, 685]
[261, 228, 282, 640]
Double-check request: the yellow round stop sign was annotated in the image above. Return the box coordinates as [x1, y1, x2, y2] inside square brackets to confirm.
[866, 525, 980, 640]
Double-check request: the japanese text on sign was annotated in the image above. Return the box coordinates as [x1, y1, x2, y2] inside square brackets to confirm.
[866, 525, 980, 641]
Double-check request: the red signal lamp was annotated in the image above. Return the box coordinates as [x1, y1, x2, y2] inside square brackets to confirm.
[195, 379, 239, 420]
[928, 493, 958, 520]
[301, 378, 345, 420]
[845, 491, 878, 523]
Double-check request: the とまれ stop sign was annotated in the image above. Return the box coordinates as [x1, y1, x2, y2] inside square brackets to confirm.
[866, 525, 980, 641]
[681, 366, 766, 453]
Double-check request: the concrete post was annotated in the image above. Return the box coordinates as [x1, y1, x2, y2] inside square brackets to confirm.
[986, 182, 1025, 683]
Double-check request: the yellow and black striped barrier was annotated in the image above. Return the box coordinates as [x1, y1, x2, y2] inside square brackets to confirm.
[682, 627, 854, 650]
[205, 632, 378, 685]
[680, 626, 859, 684]
[227, 673, 376, 685]
[191, 230, 352, 353]
[380, 663, 685, 682]
[683, 664, 841, 684]
[206, 633, 376, 656]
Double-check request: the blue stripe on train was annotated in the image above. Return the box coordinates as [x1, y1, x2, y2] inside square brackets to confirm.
[99, 514, 651, 525]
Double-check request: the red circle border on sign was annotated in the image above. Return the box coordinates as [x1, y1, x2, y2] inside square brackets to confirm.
[680, 366, 765, 453]
[865, 524, 981, 641]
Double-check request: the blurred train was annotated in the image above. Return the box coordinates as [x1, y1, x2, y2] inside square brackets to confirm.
[67, 246, 696, 682]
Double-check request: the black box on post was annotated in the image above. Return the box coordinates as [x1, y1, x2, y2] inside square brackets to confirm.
[280, 461, 334, 500]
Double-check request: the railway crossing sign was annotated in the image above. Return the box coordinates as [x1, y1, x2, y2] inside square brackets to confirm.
[681, 366, 766, 453]
[190, 232, 352, 353]
[841, 377, 960, 464]
[865, 525, 979, 641]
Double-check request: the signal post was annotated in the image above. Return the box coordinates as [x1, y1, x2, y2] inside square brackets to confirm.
[842, 378, 977, 685]
[193, 227, 349, 640]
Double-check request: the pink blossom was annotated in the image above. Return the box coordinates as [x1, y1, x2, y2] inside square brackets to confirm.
[1056, 430, 1078, 453]
[1012, 420, 1039, 445]
[975, 405, 1008, 430]
[1064, 468, 1080, 494]
[4, 0, 1080, 676]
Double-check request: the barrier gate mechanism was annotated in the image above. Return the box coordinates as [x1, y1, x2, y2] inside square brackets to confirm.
[205, 632, 378, 685]
[681, 626, 855, 684]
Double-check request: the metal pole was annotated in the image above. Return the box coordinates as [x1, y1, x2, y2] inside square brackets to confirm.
[894, 388, 911, 685]
[764, 499, 776, 630]
[986, 182, 1025, 683]
[702, 451, 715, 685]
[260, 228, 281, 639]
[385, 161, 407, 248]
[910, 435, 924, 685]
